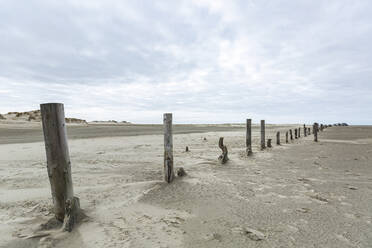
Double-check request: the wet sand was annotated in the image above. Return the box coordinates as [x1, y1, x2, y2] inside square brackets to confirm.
[0, 125, 371, 247]
[0, 123, 292, 144]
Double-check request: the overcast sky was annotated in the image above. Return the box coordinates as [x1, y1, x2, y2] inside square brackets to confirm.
[0, 0, 371, 124]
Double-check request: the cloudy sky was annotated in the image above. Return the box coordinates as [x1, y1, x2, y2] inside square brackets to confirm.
[0, 0, 371, 124]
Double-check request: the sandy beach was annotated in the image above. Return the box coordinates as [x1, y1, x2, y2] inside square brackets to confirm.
[0, 124, 371, 247]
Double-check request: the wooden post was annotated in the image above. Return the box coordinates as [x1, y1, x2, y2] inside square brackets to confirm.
[40, 103, 74, 222]
[290, 129, 293, 140]
[304, 124, 307, 137]
[308, 127, 311, 135]
[218, 137, 229, 164]
[260, 120, 265, 150]
[286, 131, 289, 143]
[276, 131, 280, 145]
[267, 139, 272, 148]
[163, 113, 174, 183]
[298, 127, 301, 138]
[294, 129, 298, 139]
[313, 122, 318, 142]
[246, 119, 252, 156]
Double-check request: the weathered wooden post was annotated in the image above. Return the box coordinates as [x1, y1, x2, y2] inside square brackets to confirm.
[308, 127, 311, 135]
[218, 137, 229, 164]
[290, 129, 293, 140]
[246, 119, 252, 156]
[304, 124, 307, 137]
[298, 127, 301, 138]
[294, 129, 298, 139]
[163, 113, 175, 183]
[40, 103, 79, 229]
[286, 131, 289, 143]
[260, 120, 265, 150]
[320, 124, 324, 131]
[313, 122, 318, 142]
[276, 131, 280, 145]
[267, 138, 272, 148]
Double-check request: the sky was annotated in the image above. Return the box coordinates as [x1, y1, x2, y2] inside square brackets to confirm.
[0, 0, 371, 124]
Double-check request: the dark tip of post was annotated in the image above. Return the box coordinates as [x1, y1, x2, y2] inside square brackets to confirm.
[185, 146, 189, 152]
[40, 102, 64, 107]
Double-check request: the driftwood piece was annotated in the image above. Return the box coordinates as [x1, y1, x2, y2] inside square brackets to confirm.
[290, 129, 293, 140]
[294, 129, 298, 139]
[246, 119, 253, 156]
[260, 120, 266, 150]
[163, 113, 175, 183]
[267, 139, 272, 148]
[298, 128, 301, 138]
[276, 132, 280, 145]
[286, 131, 289, 143]
[40, 103, 74, 222]
[218, 137, 229, 164]
[304, 124, 307, 136]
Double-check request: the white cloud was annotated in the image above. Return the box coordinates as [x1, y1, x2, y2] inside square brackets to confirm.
[0, 0, 371, 124]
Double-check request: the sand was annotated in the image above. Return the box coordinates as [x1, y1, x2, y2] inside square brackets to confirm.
[0, 124, 371, 247]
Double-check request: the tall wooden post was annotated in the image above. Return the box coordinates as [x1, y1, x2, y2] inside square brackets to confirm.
[313, 122, 318, 142]
[304, 124, 307, 137]
[164, 113, 174, 183]
[294, 129, 298, 139]
[40, 103, 74, 222]
[218, 137, 229, 164]
[290, 129, 293, 140]
[260, 120, 265, 150]
[276, 131, 280, 145]
[286, 131, 289, 143]
[308, 127, 311, 135]
[298, 127, 301, 138]
[246, 119, 252, 156]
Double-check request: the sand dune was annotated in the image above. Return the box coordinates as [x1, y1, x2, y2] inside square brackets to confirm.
[0, 110, 88, 125]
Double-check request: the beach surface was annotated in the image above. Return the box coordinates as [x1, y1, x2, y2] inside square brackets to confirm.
[0, 124, 371, 247]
